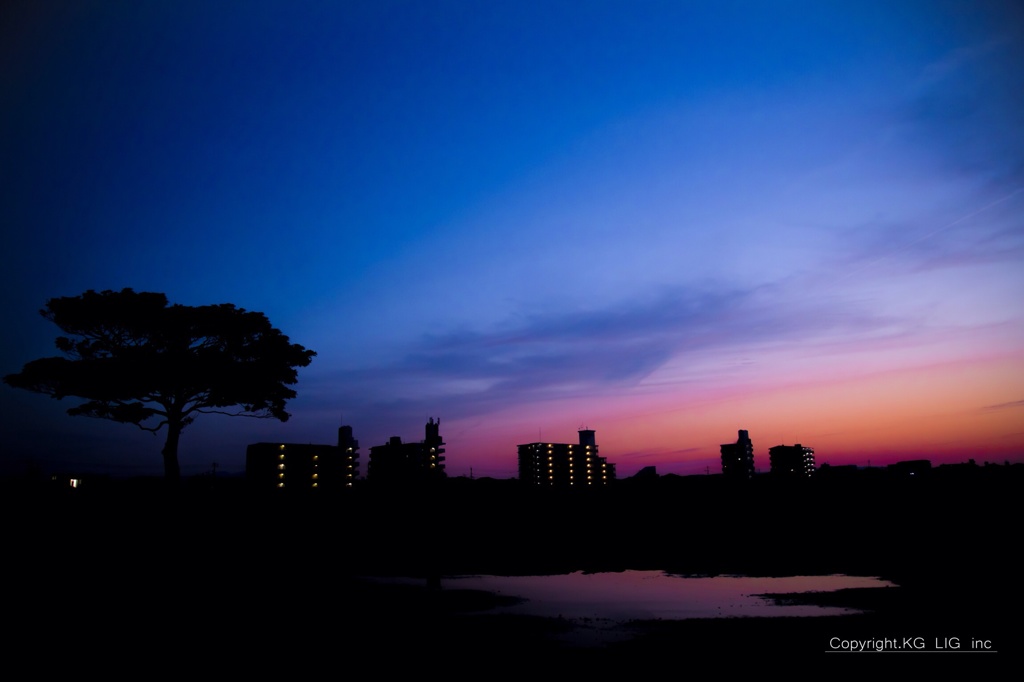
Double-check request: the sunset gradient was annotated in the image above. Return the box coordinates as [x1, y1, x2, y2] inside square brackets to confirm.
[2, 1, 1022, 478]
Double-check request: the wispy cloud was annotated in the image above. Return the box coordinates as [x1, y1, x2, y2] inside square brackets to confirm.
[832, 187, 1024, 283]
[905, 30, 1024, 183]
[982, 399, 1024, 411]
[310, 278, 916, 422]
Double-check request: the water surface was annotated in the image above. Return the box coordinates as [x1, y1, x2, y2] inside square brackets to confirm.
[443, 570, 894, 621]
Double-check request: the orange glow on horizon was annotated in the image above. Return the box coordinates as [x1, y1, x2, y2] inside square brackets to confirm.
[445, 351, 1024, 477]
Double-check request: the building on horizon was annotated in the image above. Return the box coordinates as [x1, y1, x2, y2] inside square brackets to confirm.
[720, 429, 755, 479]
[768, 443, 815, 478]
[366, 417, 446, 484]
[887, 459, 931, 479]
[246, 424, 360, 491]
[517, 428, 616, 487]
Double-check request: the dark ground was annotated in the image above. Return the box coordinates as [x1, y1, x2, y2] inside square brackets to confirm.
[5, 469, 1020, 675]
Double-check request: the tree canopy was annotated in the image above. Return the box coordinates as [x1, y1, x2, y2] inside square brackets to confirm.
[3, 288, 316, 481]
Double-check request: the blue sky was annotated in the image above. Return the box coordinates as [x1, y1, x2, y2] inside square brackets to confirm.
[2, 1, 1022, 478]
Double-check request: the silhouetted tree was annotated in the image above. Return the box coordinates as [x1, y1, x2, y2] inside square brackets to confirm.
[3, 289, 316, 482]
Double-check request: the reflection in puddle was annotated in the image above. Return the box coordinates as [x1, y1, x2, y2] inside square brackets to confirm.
[370, 570, 896, 648]
[442, 570, 894, 621]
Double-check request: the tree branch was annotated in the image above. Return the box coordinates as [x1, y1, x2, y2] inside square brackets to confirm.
[195, 408, 274, 418]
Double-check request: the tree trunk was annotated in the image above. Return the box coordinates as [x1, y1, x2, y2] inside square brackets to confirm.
[162, 419, 182, 484]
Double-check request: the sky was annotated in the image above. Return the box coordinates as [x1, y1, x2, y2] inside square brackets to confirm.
[2, 1, 1022, 479]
